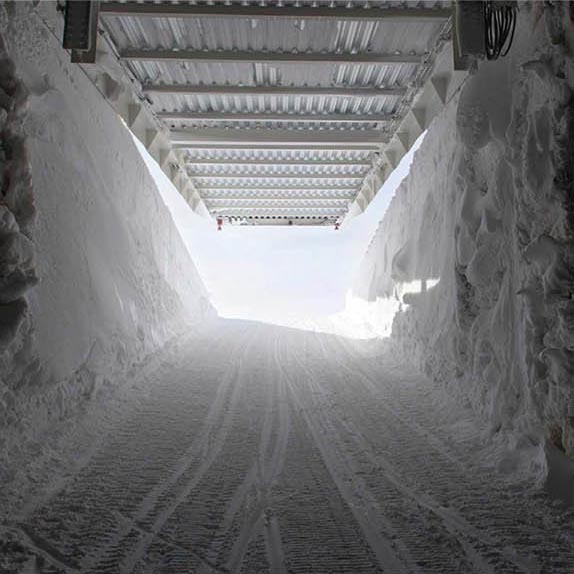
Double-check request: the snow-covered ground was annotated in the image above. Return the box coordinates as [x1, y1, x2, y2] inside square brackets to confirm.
[353, 4, 574, 463]
[2, 319, 573, 573]
[0, 3, 213, 490]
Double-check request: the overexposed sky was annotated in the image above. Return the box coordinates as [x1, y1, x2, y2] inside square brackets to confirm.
[134, 134, 424, 327]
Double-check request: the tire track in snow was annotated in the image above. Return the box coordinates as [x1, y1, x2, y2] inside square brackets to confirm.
[18, 321, 253, 573]
[280, 329, 510, 573]
[126, 323, 287, 573]
[308, 330, 567, 574]
[275, 330, 409, 574]
[229, 332, 290, 573]
[83, 324, 260, 573]
[15, 324, 221, 527]
[311, 332, 529, 573]
[192, 330, 289, 574]
[13, 321, 573, 573]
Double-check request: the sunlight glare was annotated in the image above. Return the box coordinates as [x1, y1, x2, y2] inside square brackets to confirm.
[133, 132, 426, 339]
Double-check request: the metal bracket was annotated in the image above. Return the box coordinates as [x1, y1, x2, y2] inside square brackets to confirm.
[63, 1, 100, 64]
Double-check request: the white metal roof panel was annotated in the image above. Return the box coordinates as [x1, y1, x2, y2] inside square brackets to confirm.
[100, 1, 451, 224]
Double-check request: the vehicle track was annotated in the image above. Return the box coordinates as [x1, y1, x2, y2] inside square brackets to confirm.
[291, 328, 573, 574]
[9, 319, 574, 573]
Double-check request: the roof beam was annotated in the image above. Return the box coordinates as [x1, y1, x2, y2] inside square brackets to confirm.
[206, 203, 350, 210]
[174, 144, 379, 151]
[145, 84, 406, 98]
[203, 196, 353, 202]
[122, 49, 421, 66]
[190, 173, 363, 180]
[198, 187, 357, 194]
[171, 129, 385, 148]
[212, 207, 346, 215]
[101, 3, 452, 21]
[206, 197, 354, 207]
[213, 208, 346, 213]
[160, 111, 393, 124]
[181, 159, 372, 167]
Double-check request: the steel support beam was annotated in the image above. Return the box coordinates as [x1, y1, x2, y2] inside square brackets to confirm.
[215, 209, 344, 213]
[101, 3, 451, 21]
[145, 85, 406, 98]
[171, 129, 385, 148]
[191, 173, 363, 181]
[159, 111, 393, 124]
[203, 196, 353, 202]
[197, 185, 357, 191]
[121, 49, 421, 66]
[182, 159, 372, 167]
[212, 207, 346, 214]
[175, 144, 380, 151]
[206, 203, 350, 210]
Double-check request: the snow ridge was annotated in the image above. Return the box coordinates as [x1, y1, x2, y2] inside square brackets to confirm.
[0, 34, 36, 350]
[0, 3, 214, 497]
[0, 30, 39, 485]
[354, 4, 574, 460]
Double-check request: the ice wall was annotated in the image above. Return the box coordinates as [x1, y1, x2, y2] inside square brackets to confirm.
[0, 3, 213, 483]
[354, 4, 574, 456]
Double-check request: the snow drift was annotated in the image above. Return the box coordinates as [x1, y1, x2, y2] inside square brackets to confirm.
[0, 3, 213, 487]
[354, 4, 574, 458]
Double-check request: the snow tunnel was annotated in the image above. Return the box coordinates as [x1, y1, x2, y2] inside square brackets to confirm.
[0, 2, 573, 573]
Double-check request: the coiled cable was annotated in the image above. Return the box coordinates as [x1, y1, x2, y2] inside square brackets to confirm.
[484, 1, 518, 60]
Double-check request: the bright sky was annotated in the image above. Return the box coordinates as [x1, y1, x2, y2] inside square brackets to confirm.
[134, 134, 424, 328]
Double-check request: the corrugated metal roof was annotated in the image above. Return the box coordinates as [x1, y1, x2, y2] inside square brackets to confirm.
[100, 0, 451, 224]
[103, 7, 445, 55]
[148, 92, 402, 118]
[128, 60, 418, 91]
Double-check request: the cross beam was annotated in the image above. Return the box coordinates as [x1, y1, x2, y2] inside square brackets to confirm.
[171, 129, 385, 148]
[145, 84, 406, 98]
[197, 185, 358, 197]
[121, 49, 421, 66]
[203, 196, 353, 202]
[160, 111, 393, 124]
[175, 144, 380, 151]
[181, 159, 372, 167]
[101, 3, 452, 21]
[190, 173, 363, 180]
[212, 207, 346, 214]
[202, 198, 352, 209]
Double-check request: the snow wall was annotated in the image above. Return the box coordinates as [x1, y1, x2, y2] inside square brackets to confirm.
[0, 3, 214, 482]
[354, 4, 574, 457]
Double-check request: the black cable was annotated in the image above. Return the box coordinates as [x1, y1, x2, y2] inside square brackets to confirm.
[484, 1, 518, 60]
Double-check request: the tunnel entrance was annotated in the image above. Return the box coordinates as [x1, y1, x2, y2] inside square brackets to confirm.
[1, 2, 573, 573]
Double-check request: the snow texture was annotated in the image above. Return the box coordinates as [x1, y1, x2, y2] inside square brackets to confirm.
[355, 3, 574, 462]
[0, 34, 36, 349]
[0, 3, 214, 488]
[2, 320, 574, 573]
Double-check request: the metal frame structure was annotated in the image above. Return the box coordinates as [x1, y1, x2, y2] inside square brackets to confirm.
[87, 0, 459, 226]
[100, 3, 452, 20]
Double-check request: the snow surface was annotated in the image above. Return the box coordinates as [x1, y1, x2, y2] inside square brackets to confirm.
[353, 4, 574, 468]
[0, 3, 213, 487]
[0, 31, 37, 350]
[3, 319, 574, 573]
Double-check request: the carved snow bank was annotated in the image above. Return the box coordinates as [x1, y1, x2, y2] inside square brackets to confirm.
[0, 36, 36, 350]
[354, 4, 574, 461]
[0, 3, 214, 499]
